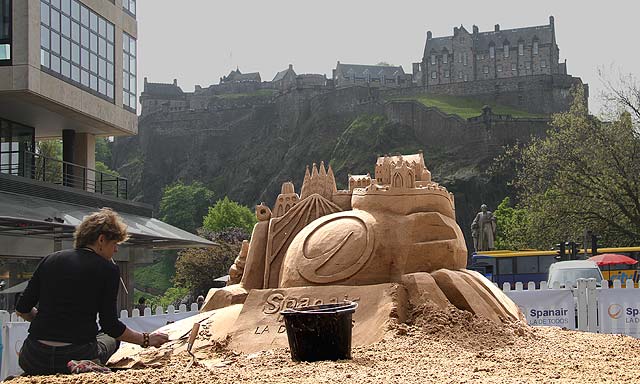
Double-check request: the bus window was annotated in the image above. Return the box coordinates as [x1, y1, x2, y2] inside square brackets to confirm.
[516, 256, 538, 274]
[497, 258, 513, 275]
[539, 256, 556, 274]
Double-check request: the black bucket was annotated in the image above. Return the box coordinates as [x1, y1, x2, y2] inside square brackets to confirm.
[281, 301, 358, 362]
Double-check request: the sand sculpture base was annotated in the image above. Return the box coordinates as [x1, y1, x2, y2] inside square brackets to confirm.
[108, 270, 524, 368]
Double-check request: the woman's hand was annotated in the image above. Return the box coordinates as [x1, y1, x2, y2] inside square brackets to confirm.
[148, 331, 169, 347]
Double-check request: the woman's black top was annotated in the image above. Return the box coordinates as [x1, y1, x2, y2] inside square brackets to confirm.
[15, 248, 127, 344]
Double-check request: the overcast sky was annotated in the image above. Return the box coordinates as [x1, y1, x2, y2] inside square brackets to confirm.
[137, 0, 639, 115]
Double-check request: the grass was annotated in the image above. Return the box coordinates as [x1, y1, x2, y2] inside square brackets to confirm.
[388, 94, 546, 119]
[216, 89, 277, 99]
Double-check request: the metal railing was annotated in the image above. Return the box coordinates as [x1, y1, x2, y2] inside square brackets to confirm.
[0, 150, 128, 199]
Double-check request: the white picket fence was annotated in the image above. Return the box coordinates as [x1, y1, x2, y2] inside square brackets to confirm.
[502, 278, 640, 337]
[0, 303, 199, 380]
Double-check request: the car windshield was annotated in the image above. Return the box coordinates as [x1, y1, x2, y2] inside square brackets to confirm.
[548, 268, 602, 287]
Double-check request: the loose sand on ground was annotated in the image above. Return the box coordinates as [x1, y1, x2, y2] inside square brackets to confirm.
[8, 303, 640, 383]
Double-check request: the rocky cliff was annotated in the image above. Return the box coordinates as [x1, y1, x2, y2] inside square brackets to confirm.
[112, 86, 550, 254]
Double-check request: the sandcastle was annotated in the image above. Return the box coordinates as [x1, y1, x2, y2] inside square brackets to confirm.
[109, 153, 525, 368]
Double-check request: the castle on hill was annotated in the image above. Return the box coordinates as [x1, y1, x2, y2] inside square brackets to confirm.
[139, 17, 585, 117]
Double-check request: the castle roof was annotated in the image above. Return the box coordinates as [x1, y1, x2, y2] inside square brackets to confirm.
[273, 65, 296, 82]
[143, 82, 184, 97]
[376, 153, 424, 167]
[335, 63, 405, 78]
[424, 20, 554, 56]
[222, 69, 261, 83]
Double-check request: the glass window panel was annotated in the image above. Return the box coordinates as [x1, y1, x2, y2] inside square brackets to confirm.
[90, 52, 97, 72]
[516, 256, 538, 274]
[51, 32, 60, 54]
[51, 9, 60, 31]
[123, 73, 129, 90]
[98, 78, 105, 94]
[89, 11, 97, 32]
[98, 18, 106, 37]
[106, 43, 113, 62]
[129, 39, 136, 56]
[130, 0, 136, 15]
[61, 38, 70, 59]
[122, 0, 129, 10]
[51, 0, 60, 9]
[41, 26, 50, 49]
[123, 90, 128, 105]
[61, 15, 70, 37]
[71, 0, 79, 20]
[90, 32, 97, 52]
[130, 76, 136, 93]
[80, 5, 88, 25]
[71, 21, 79, 41]
[123, 54, 129, 71]
[106, 63, 113, 81]
[61, 0, 70, 14]
[0, 45, 9, 60]
[81, 26, 88, 47]
[90, 74, 97, 90]
[41, 3, 50, 25]
[130, 95, 136, 109]
[497, 258, 513, 275]
[107, 83, 113, 99]
[98, 58, 105, 77]
[81, 69, 89, 86]
[122, 34, 128, 53]
[51, 55, 60, 72]
[71, 42, 79, 63]
[80, 48, 88, 68]
[71, 65, 80, 82]
[99, 38, 106, 57]
[106, 24, 114, 43]
[130, 57, 136, 74]
[40, 49, 50, 68]
[61, 60, 70, 77]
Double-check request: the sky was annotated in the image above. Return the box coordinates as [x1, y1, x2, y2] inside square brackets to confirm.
[136, 0, 639, 115]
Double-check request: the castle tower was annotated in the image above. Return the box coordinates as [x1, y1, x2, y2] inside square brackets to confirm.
[273, 181, 300, 218]
[300, 161, 337, 201]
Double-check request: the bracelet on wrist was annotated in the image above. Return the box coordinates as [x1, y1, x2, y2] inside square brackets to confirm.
[142, 332, 150, 348]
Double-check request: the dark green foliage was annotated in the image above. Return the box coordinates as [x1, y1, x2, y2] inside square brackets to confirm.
[133, 252, 177, 294]
[95, 137, 112, 165]
[159, 181, 214, 233]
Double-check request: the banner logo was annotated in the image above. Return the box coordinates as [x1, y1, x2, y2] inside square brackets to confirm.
[608, 304, 623, 319]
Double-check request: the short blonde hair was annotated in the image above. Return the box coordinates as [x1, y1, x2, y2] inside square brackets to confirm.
[74, 208, 129, 249]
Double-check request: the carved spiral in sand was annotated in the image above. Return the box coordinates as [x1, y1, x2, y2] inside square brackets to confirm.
[297, 216, 374, 284]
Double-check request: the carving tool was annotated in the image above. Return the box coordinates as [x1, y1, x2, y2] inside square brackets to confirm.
[185, 322, 201, 371]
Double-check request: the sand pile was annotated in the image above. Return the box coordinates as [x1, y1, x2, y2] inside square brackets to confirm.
[7, 303, 640, 383]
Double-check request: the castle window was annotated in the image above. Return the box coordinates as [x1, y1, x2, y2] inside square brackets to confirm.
[444, 70, 450, 78]
[464, 74, 468, 82]
[518, 42, 524, 56]
[533, 41, 539, 55]
[483, 66, 489, 74]
[489, 45, 495, 59]
[525, 61, 531, 70]
[431, 71, 436, 79]
[511, 63, 516, 71]
[540, 59, 547, 68]
[431, 54, 436, 65]
[463, 52, 468, 66]
[458, 71, 462, 79]
[497, 64, 502, 72]
[457, 53, 462, 63]
[443, 53, 448, 64]
[503, 43, 509, 58]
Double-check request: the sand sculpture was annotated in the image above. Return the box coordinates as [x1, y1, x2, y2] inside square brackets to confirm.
[109, 152, 525, 368]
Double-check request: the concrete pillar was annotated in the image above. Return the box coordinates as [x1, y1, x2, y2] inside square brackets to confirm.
[62, 129, 75, 187]
[73, 132, 95, 191]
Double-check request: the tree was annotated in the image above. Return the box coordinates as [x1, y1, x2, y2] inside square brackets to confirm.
[202, 197, 257, 233]
[159, 181, 214, 233]
[174, 228, 250, 296]
[493, 197, 531, 250]
[95, 137, 112, 165]
[35, 140, 62, 183]
[511, 83, 640, 247]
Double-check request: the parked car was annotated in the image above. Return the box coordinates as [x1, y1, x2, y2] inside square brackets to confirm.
[547, 260, 604, 288]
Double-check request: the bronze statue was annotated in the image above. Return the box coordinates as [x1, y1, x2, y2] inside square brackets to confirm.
[471, 204, 496, 252]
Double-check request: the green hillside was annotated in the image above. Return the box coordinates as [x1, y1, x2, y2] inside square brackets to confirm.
[388, 94, 546, 119]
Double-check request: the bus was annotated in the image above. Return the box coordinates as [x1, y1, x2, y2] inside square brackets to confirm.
[470, 247, 640, 288]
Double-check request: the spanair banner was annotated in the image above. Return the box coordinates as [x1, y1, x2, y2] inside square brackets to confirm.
[598, 288, 640, 338]
[505, 289, 575, 329]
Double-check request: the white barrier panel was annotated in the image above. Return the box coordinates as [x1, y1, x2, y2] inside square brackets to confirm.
[598, 279, 640, 337]
[119, 311, 196, 333]
[0, 322, 29, 380]
[505, 287, 576, 329]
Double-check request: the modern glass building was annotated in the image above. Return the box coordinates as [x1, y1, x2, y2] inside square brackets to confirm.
[0, 0, 212, 311]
